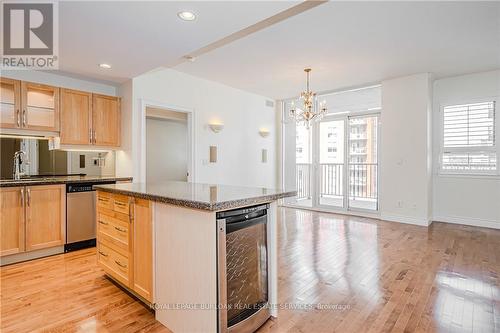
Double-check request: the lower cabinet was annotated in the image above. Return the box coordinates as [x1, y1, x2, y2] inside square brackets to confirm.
[0, 185, 65, 257]
[0, 187, 25, 256]
[96, 191, 152, 303]
[25, 185, 66, 251]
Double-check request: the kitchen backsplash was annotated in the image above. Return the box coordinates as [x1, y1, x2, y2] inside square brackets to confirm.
[0, 138, 115, 179]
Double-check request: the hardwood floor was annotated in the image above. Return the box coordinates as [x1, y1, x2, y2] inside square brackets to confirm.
[1, 207, 499, 332]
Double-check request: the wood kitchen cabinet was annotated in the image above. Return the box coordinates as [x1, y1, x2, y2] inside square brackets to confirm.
[132, 198, 153, 301]
[0, 184, 65, 257]
[60, 89, 92, 145]
[96, 191, 152, 302]
[21, 81, 60, 131]
[25, 185, 66, 251]
[60, 91, 120, 147]
[0, 187, 25, 256]
[0, 78, 21, 129]
[92, 94, 120, 147]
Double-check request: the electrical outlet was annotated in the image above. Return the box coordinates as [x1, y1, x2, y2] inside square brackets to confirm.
[397, 201, 403, 208]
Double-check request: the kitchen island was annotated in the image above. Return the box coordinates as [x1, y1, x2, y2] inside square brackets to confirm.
[94, 181, 295, 333]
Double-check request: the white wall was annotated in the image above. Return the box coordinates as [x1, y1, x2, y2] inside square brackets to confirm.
[1, 70, 117, 96]
[115, 79, 134, 177]
[117, 68, 278, 188]
[380, 73, 433, 226]
[146, 117, 188, 183]
[432, 70, 500, 228]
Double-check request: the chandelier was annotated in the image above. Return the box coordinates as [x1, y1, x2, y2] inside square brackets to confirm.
[289, 68, 327, 128]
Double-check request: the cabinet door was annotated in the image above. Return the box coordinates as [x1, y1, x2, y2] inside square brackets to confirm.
[0, 187, 25, 256]
[21, 81, 60, 131]
[92, 94, 120, 147]
[0, 78, 21, 129]
[60, 89, 92, 145]
[25, 185, 65, 251]
[133, 198, 153, 302]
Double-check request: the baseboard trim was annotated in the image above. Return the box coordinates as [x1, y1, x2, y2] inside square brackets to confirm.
[0, 246, 64, 266]
[381, 213, 430, 227]
[280, 204, 381, 220]
[433, 215, 500, 230]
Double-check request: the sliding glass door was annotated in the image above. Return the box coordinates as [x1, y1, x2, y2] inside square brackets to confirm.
[284, 113, 379, 212]
[282, 85, 381, 212]
[347, 115, 379, 211]
[318, 119, 345, 208]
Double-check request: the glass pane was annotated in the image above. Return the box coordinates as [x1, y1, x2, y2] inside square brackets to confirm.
[295, 123, 312, 207]
[26, 106, 55, 127]
[26, 89, 55, 108]
[319, 120, 344, 207]
[1, 83, 15, 104]
[348, 115, 378, 211]
[0, 103, 16, 125]
[226, 222, 267, 327]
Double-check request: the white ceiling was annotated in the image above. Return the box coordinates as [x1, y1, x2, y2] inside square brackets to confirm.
[58, 1, 298, 82]
[174, 1, 500, 99]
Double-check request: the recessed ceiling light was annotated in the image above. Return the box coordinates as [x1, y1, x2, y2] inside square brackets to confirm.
[99, 63, 111, 69]
[177, 11, 196, 21]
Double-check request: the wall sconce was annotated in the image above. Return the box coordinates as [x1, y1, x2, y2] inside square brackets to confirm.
[259, 129, 270, 138]
[208, 123, 224, 133]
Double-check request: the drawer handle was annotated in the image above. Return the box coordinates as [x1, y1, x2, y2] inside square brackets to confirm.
[98, 220, 108, 225]
[114, 226, 126, 233]
[99, 197, 109, 202]
[98, 251, 108, 257]
[115, 260, 127, 268]
[115, 202, 126, 207]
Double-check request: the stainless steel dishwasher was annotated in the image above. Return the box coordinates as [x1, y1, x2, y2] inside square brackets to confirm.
[65, 182, 115, 252]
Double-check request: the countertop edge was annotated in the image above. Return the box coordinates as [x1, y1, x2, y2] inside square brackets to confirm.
[94, 186, 297, 211]
[0, 177, 133, 188]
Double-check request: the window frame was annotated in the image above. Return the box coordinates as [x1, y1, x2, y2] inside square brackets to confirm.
[439, 98, 499, 176]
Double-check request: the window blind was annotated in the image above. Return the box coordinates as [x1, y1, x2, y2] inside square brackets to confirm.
[442, 101, 497, 173]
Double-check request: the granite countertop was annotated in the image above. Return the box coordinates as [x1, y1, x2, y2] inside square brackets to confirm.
[0, 175, 133, 187]
[94, 181, 297, 211]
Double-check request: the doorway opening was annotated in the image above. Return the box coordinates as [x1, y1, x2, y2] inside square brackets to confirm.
[145, 107, 190, 183]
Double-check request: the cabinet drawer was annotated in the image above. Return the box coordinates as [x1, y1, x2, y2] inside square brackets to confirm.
[97, 241, 130, 286]
[97, 192, 113, 210]
[113, 194, 129, 215]
[97, 213, 129, 247]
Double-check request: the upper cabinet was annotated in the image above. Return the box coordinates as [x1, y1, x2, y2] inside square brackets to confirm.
[60, 91, 120, 147]
[0, 77, 121, 148]
[60, 89, 92, 145]
[0, 78, 21, 129]
[92, 94, 121, 147]
[21, 81, 60, 131]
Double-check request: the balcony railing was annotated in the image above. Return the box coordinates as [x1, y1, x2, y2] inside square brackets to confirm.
[296, 163, 311, 200]
[320, 163, 343, 197]
[349, 163, 378, 199]
[295, 163, 378, 204]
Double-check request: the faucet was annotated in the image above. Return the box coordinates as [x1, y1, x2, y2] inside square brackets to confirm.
[13, 151, 28, 180]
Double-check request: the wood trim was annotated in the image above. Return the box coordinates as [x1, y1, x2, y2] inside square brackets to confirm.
[132, 198, 153, 302]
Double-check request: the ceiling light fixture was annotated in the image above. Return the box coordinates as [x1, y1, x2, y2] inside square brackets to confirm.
[289, 68, 327, 128]
[177, 11, 196, 21]
[99, 63, 111, 69]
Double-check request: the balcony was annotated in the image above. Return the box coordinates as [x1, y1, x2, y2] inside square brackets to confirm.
[349, 133, 367, 140]
[294, 163, 378, 210]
